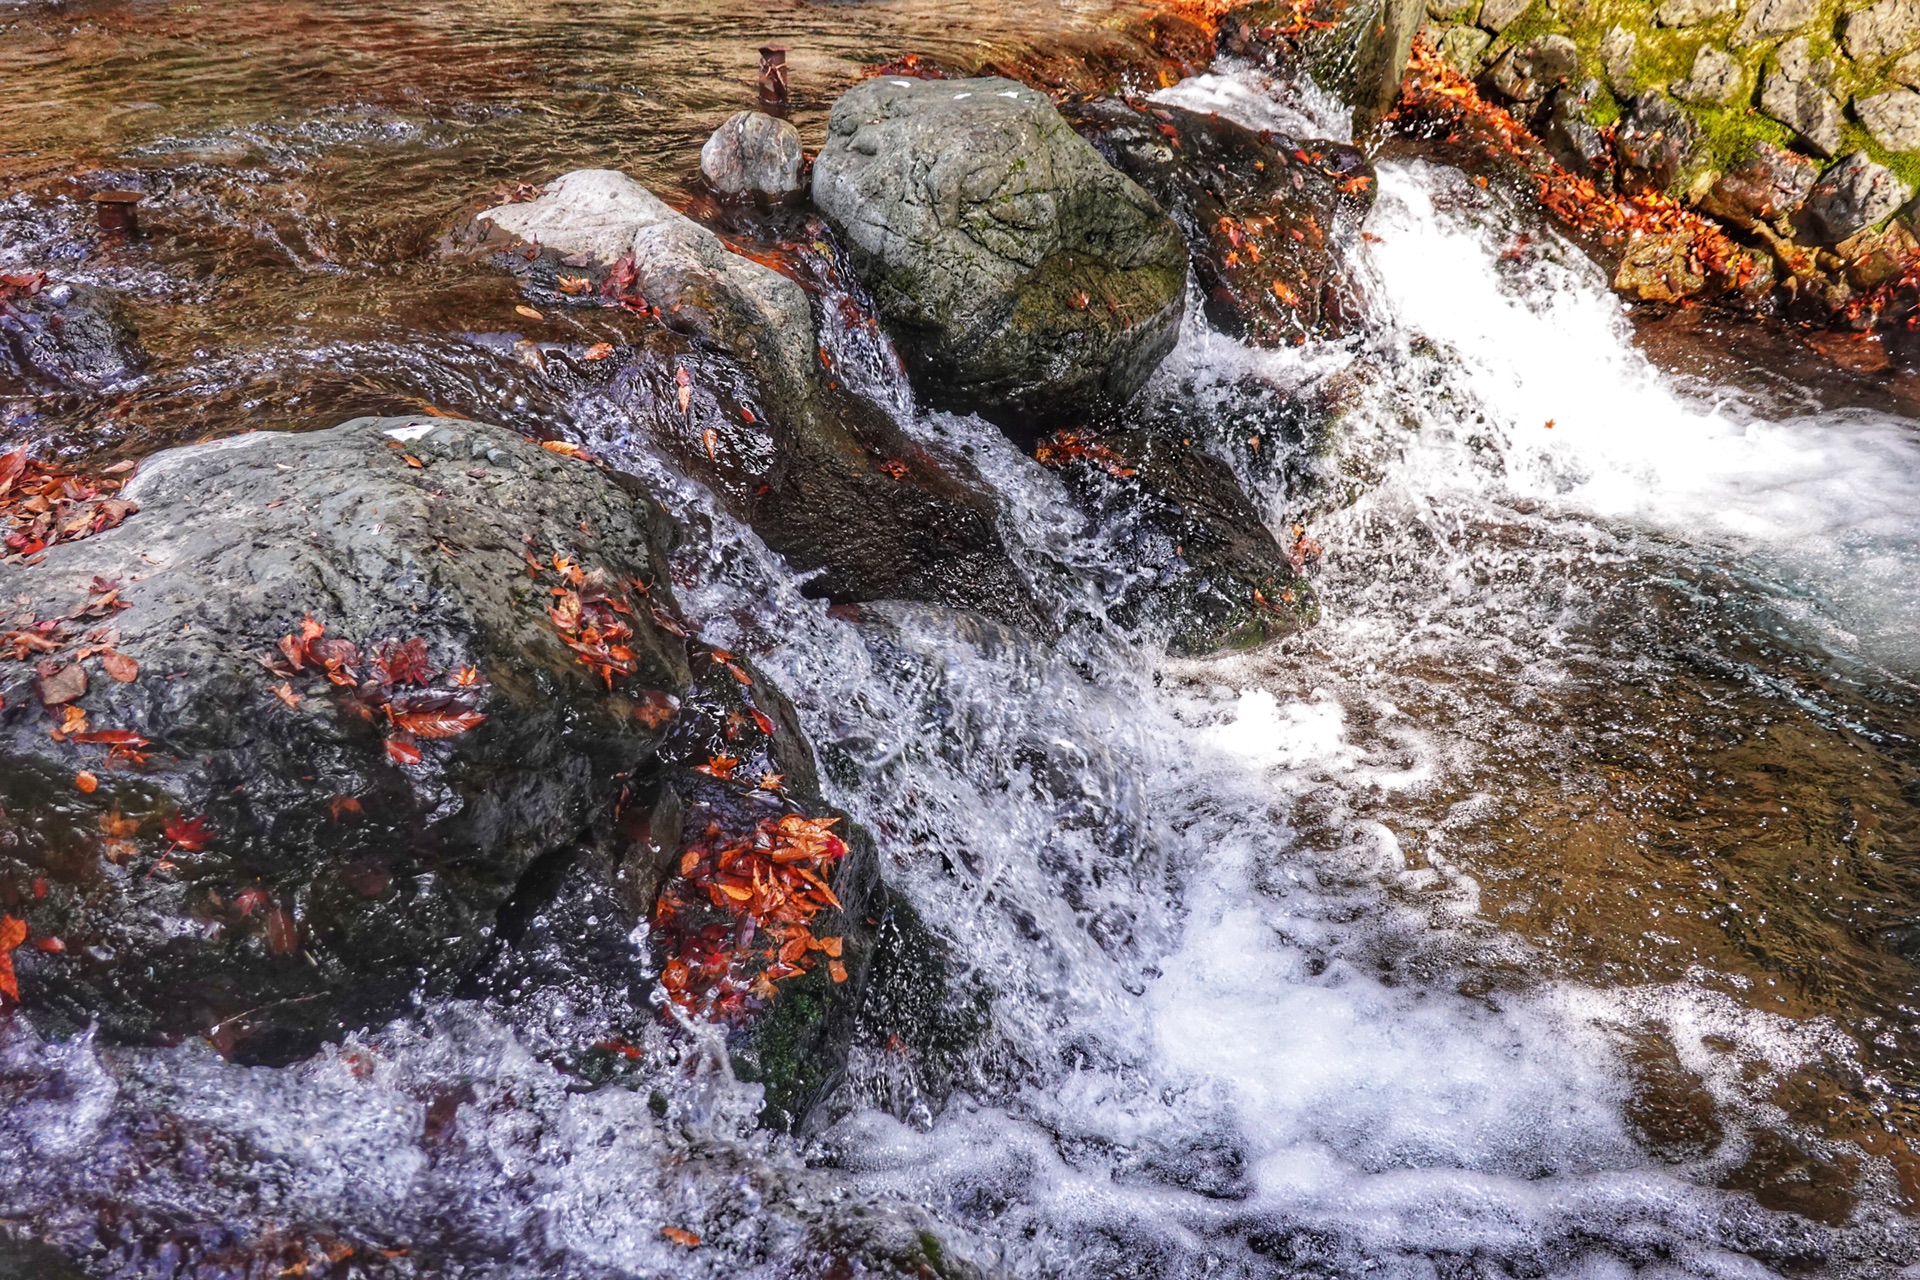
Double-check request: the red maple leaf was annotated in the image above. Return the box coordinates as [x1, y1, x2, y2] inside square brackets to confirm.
[164, 814, 212, 852]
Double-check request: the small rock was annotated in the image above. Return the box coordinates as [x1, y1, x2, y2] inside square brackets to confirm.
[1427, 0, 1479, 18]
[699, 110, 805, 201]
[1893, 47, 1920, 85]
[1805, 151, 1913, 241]
[1760, 37, 1845, 156]
[1843, 0, 1920, 61]
[1477, 0, 1532, 32]
[1487, 33, 1579, 101]
[1615, 93, 1703, 194]
[1735, 0, 1819, 44]
[1654, 0, 1737, 25]
[1439, 23, 1494, 71]
[1614, 229, 1708, 301]
[1855, 87, 1920, 151]
[1699, 140, 1819, 226]
[1675, 44, 1746, 105]
[1601, 26, 1641, 95]
[1838, 218, 1920, 287]
[1542, 80, 1611, 174]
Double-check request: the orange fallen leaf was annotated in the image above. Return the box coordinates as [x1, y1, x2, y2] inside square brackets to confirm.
[541, 440, 585, 458]
[402, 455, 425, 468]
[101, 649, 139, 683]
[385, 737, 423, 765]
[515, 305, 544, 321]
[583, 342, 615, 361]
[273, 681, 301, 709]
[0, 915, 24, 1002]
[74, 771, 98, 794]
[660, 1227, 701, 1248]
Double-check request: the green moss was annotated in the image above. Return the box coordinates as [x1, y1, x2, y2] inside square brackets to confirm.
[1688, 104, 1798, 170]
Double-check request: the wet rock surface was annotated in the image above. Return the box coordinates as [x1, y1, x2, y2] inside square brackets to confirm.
[0, 416, 698, 1061]
[810, 75, 1188, 425]
[1030, 427, 1315, 654]
[1614, 93, 1701, 196]
[1064, 97, 1375, 347]
[0, 276, 145, 391]
[463, 171, 1040, 630]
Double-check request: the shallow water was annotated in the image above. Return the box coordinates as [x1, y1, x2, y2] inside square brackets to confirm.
[5, 2, 1920, 1277]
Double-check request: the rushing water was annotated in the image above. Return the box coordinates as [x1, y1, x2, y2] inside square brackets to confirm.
[5, 2, 1920, 1276]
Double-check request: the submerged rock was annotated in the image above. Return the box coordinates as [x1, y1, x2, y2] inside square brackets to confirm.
[0, 276, 145, 390]
[1030, 428, 1315, 653]
[810, 76, 1188, 425]
[1065, 97, 1375, 347]
[0, 416, 692, 1060]
[467, 171, 1039, 629]
[700, 110, 805, 201]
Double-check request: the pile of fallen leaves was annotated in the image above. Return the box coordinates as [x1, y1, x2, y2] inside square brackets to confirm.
[1034, 430, 1139, 479]
[1391, 42, 1756, 297]
[0, 446, 138, 565]
[0, 271, 46, 308]
[653, 808, 850, 1020]
[266, 618, 486, 765]
[2, 575, 146, 742]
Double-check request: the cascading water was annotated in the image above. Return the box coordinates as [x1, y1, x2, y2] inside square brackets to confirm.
[4, 8, 1920, 1275]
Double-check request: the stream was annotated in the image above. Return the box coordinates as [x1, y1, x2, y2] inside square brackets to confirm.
[4, 1, 1920, 1276]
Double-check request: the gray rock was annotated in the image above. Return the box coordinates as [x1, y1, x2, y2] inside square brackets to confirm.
[481, 169, 815, 398]
[1655, 0, 1738, 25]
[1676, 44, 1747, 105]
[1601, 25, 1641, 95]
[1735, 0, 1819, 44]
[1543, 80, 1612, 174]
[0, 416, 694, 1060]
[810, 76, 1187, 423]
[1856, 87, 1920, 150]
[1806, 151, 1913, 239]
[1844, 0, 1920, 60]
[1439, 23, 1494, 70]
[1427, 0, 1479, 18]
[471, 170, 1041, 629]
[1700, 140, 1820, 225]
[1893, 47, 1920, 84]
[699, 110, 805, 201]
[1488, 33, 1579, 100]
[1478, 0, 1532, 32]
[1615, 93, 1704, 193]
[1761, 37, 1845, 156]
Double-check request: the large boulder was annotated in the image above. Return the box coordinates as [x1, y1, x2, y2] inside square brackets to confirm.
[0, 417, 693, 1061]
[1065, 98, 1375, 348]
[809, 76, 1188, 425]
[1700, 141, 1819, 229]
[467, 171, 1039, 629]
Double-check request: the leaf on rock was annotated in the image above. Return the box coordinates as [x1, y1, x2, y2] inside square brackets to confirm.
[74, 771, 98, 793]
[385, 737, 423, 766]
[660, 1228, 701, 1248]
[164, 814, 212, 852]
[35, 661, 86, 706]
[100, 649, 138, 683]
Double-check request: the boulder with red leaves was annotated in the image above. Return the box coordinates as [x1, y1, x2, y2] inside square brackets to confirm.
[1065, 97, 1375, 347]
[0, 415, 711, 1061]
[0, 274, 145, 391]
